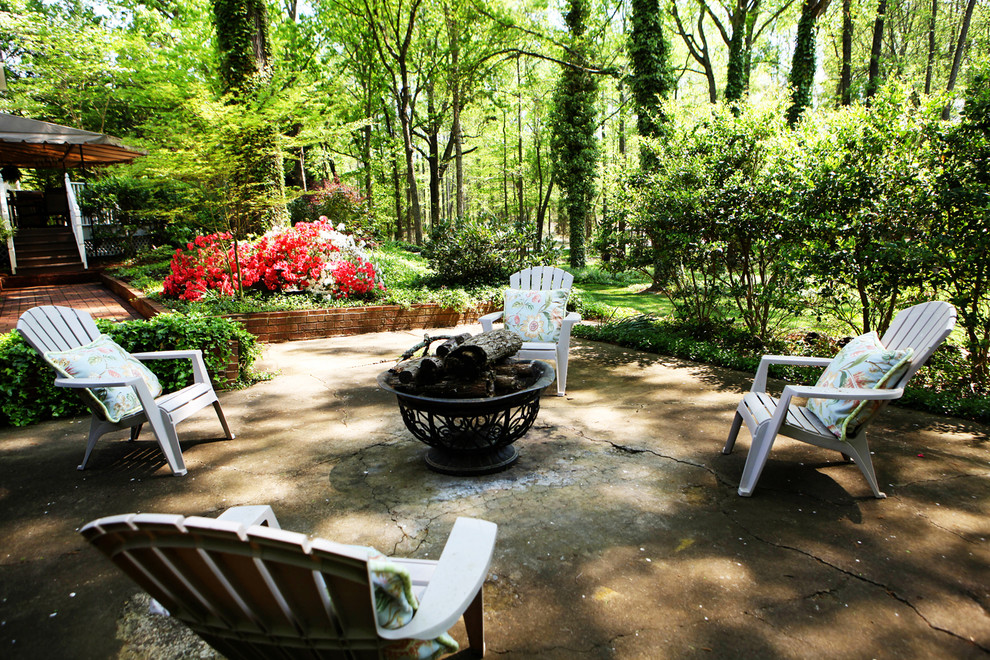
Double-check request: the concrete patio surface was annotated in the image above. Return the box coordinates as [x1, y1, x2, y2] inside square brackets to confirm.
[1, 324, 988, 659]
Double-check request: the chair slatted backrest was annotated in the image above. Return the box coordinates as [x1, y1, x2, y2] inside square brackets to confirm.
[16, 305, 102, 354]
[81, 514, 388, 660]
[881, 301, 957, 387]
[510, 266, 573, 292]
[17, 306, 110, 420]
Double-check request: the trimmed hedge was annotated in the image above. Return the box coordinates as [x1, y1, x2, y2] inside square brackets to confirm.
[0, 314, 258, 427]
[574, 315, 990, 423]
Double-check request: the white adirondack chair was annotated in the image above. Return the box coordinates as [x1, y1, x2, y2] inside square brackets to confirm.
[480, 266, 581, 396]
[723, 301, 957, 498]
[17, 305, 234, 476]
[81, 506, 497, 659]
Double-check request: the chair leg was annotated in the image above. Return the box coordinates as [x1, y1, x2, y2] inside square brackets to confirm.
[841, 434, 886, 499]
[213, 401, 235, 440]
[145, 409, 187, 476]
[737, 423, 778, 497]
[723, 411, 743, 454]
[464, 588, 485, 657]
[78, 415, 105, 471]
[555, 345, 569, 396]
[129, 424, 142, 442]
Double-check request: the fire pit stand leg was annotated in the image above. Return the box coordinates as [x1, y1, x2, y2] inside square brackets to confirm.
[425, 445, 519, 475]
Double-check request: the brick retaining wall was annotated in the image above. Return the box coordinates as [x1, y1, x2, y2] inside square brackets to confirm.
[222, 303, 496, 344]
[100, 274, 496, 344]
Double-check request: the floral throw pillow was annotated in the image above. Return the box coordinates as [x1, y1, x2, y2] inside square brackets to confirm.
[504, 288, 569, 343]
[43, 335, 163, 423]
[806, 332, 913, 441]
[356, 549, 459, 660]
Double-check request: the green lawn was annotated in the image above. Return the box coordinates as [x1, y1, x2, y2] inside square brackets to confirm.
[572, 281, 674, 318]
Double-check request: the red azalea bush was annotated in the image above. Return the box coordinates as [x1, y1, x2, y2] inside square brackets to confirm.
[162, 219, 385, 302]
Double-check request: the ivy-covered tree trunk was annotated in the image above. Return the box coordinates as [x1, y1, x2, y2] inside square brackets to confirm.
[865, 0, 887, 102]
[629, 0, 674, 171]
[837, 0, 853, 105]
[723, 3, 761, 104]
[212, 0, 287, 233]
[787, 0, 830, 126]
[550, 0, 599, 269]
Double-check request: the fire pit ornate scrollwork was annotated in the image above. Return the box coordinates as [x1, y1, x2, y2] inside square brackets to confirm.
[377, 360, 554, 475]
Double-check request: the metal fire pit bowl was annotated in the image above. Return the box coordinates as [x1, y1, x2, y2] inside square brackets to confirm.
[377, 360, 555, 475]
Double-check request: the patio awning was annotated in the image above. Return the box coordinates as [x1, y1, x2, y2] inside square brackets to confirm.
[0, 113, 145, 168]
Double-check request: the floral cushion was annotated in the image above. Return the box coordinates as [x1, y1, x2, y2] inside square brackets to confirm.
[43, 335, 163, 424]
[357, 549, 458, 660]
[806, 332, 913, 440]
[504, 288, 569, 343]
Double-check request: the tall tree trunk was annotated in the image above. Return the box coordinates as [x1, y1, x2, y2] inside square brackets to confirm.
[924, 0, 938, 95]
[516, 59, 525, 228]
[444, 4, 466, 220]
[866, 0, 887, 102]
[941, 0, 977, 119]
[837, 0, 853, 105]
[502, 108, 509, 220]
[787, 0, 831, 126]
[670, 2, 718, 103]
[427, 83, 441, 228]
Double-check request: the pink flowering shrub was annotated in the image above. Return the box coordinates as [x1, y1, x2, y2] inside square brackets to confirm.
[162, 219, 385, 302]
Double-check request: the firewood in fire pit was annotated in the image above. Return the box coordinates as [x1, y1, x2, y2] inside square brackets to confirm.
[445, 329, 523, 377]
[390, 356, 444, 384]
[435, 332, 472, 358]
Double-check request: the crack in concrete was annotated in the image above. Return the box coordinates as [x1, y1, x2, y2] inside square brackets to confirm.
[571, 427, 743, 494]
[728, 520, 990, 653]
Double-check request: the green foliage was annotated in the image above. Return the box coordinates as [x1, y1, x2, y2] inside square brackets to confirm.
[622, 99, 806, 339]
[929, 59, 990, 387]
[423, 217, 557, 287]
[0, 314, 257, 427]
[0, 332, 88, 426]
[796, 84, 941, 334]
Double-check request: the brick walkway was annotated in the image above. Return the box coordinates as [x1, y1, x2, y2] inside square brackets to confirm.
[0, 283, 142, 332]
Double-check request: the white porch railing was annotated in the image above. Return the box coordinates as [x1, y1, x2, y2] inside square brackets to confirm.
[1, 181, 16, 274]
[64, 173, 88, 270]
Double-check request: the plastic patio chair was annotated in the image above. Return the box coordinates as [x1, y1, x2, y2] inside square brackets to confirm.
[480, 266, 581, 396]
[81, 505, 497, 659]
[17, 305, 233, 475]
[723, 301, 957, 498]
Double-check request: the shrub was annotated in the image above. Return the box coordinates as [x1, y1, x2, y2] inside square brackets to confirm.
[162, 220, 385, 302]
[424, 217, 557, 287]
[0, 314, 258, 427]
[287, 179, 374, 237]
[575, 316, 990, 423]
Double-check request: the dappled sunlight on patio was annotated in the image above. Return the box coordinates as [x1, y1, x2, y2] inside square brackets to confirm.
[0, 327, 987, 657]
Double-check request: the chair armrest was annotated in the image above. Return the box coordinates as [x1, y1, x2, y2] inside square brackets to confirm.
[54, 375, 144, 390]
[217, 505, 281, 529]
[479, 311, 503, 333]
[378, 517, 498, 641]
[752, 355, 833, 393]
[784, 384, 904, 401]
[132, 349, 210, 384]
[131, 350, 200, 361]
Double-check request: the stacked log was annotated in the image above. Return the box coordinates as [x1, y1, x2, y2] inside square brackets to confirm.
[384, 329, 538, 398]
